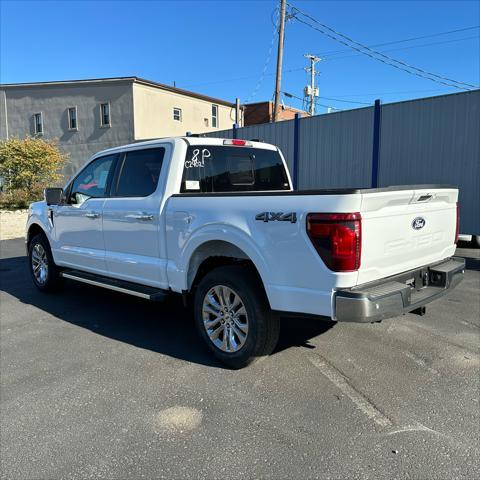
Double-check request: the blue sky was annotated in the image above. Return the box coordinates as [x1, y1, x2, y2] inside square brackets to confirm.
[1, 0, 479, 113]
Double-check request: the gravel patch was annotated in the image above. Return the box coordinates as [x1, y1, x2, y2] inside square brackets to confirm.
[0, 210, 28, 241]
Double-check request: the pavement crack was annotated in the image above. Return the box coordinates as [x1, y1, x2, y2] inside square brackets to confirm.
[307, 355, 393, 428]
[403, 320, 479, 355]
[401, 350, 439, 375]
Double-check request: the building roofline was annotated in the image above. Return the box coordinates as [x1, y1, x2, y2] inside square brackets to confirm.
[0, 76, 236, 107]
[0, 76, 137, 88]
[244, 100, 275, 106]
[244, 99, 306, 111]
[133, 77, 235, 107]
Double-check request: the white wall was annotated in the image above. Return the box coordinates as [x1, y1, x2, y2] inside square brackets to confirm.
[132, 83, 239, 140]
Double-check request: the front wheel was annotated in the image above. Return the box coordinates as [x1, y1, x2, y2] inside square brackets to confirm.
[194, 265, 280, 369]
[28, 233, 62, 292]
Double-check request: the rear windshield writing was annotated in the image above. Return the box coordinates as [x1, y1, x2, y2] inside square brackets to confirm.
[181, 146, 290, 193]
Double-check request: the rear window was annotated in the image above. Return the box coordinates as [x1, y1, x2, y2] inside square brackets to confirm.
[181, 145, 290, 193]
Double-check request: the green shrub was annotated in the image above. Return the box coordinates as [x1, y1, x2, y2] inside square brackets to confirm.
[0, 137, 67, 209]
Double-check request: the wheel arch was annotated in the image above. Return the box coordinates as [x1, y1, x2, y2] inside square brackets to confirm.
[186, 240, 268, 303]
[26, 222, 47, 248]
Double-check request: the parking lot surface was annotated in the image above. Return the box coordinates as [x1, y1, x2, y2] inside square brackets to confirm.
[1, 238, 479, 479]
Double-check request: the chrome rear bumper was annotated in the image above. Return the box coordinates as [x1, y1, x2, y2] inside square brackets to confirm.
[334, 257, 465, 323]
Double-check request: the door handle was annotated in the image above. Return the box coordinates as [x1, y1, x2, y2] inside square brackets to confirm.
[84, 211, 100, 219]
[126, 212, 154, 221]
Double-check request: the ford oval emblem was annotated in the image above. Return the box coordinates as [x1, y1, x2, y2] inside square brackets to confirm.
[412, 217, 426, 230]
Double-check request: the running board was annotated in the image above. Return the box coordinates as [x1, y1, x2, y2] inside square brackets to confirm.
[60, 270, 169, 301]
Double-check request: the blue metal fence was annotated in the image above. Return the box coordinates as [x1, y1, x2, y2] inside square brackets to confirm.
[200, 90, 480, 234]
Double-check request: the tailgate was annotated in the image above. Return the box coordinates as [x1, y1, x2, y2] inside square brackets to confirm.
[357, 187, 458, 285]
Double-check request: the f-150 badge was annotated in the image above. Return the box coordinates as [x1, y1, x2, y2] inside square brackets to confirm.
[255, 212, 297, 224]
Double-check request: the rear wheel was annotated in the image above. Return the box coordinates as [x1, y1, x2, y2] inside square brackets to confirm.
[194, 265, 280, 369]
[28, 233, 62, 292]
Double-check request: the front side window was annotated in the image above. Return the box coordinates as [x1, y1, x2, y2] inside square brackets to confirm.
[33, 113, 43, 135]
[100, 103, 110, 127]
[68, 107, 77, 130]
[181, 145, 290, 193]
[69, 154, 116, 205]
[113, 148, 165, 197]
[173, 107, 182, 121]
[212, 104, 218, 128]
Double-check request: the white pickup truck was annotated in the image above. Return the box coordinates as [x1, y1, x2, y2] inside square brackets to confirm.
[26, 137, 465, 368]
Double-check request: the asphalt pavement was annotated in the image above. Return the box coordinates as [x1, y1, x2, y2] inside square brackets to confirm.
[1, 238, 479, 479]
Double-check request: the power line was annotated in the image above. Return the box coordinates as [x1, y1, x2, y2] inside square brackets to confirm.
[317, 25, 480, 57]
[244, 7, 280, 103]
[322, 36, 479, 62]
[326, 87, 453, 98]
[181, 32, 477, 91]
[291, 14, 475, 91]
[289, 4, 478, 89]
[180, 31, 476, 90]
[283, 91, 341, 110]
[288, 3, 478, 90]
[319, 96, 371, 105]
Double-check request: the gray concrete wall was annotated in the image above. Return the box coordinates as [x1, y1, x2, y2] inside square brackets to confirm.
[0, 81, 135, 178]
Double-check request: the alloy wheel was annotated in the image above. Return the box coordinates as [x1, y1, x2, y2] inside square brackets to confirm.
[31, 243, 49, 285]
[202, 285, 249, 353]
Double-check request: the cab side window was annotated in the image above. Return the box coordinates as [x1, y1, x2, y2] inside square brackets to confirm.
[69, 154, 116, 205]
[113, 148, 165, 197]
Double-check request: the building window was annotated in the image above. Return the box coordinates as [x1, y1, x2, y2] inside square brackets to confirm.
[33, 113, 43, 135]
[100, 102, 111, 127]
[68, 107, 78, 130]
[212, 104, 218, 128]
[173, 107, 182, 122]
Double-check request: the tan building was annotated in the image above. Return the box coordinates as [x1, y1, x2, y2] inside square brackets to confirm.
[0, 77, 242, 175]
[243, 101, 307, 126]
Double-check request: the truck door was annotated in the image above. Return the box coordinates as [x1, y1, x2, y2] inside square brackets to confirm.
[53, 153, 118, 274]
[102, 147, 168, 288]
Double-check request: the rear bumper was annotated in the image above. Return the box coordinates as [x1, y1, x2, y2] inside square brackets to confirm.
[334, 257, 465, 323]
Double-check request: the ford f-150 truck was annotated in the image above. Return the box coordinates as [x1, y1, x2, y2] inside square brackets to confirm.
[26, 137, 465, 368]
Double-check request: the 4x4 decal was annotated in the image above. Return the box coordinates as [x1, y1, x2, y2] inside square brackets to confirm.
[255, 212, 297, 224]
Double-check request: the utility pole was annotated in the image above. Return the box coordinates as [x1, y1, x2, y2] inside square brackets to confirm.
[273, 0, 287, 122]
[235, 97, 241, 126]
[304, 54, 321, 116]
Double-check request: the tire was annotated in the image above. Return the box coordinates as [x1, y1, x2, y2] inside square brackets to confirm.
[194, 265, 280, 369]
[471, 235, 480, 249]
[28, 233, 62, 292]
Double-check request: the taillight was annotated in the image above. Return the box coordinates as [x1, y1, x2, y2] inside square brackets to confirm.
[455, 202, 460, 244]
[223, 139, 252, 147]
[306, 213, 362, 272]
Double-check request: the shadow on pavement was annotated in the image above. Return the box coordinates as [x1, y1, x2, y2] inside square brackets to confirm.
[3, 237, 477, 368]
[456, 241, 480, 271]
[0, 239, 334, 368]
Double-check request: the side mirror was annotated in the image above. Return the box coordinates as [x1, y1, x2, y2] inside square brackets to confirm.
[44, 187, 64, 206]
